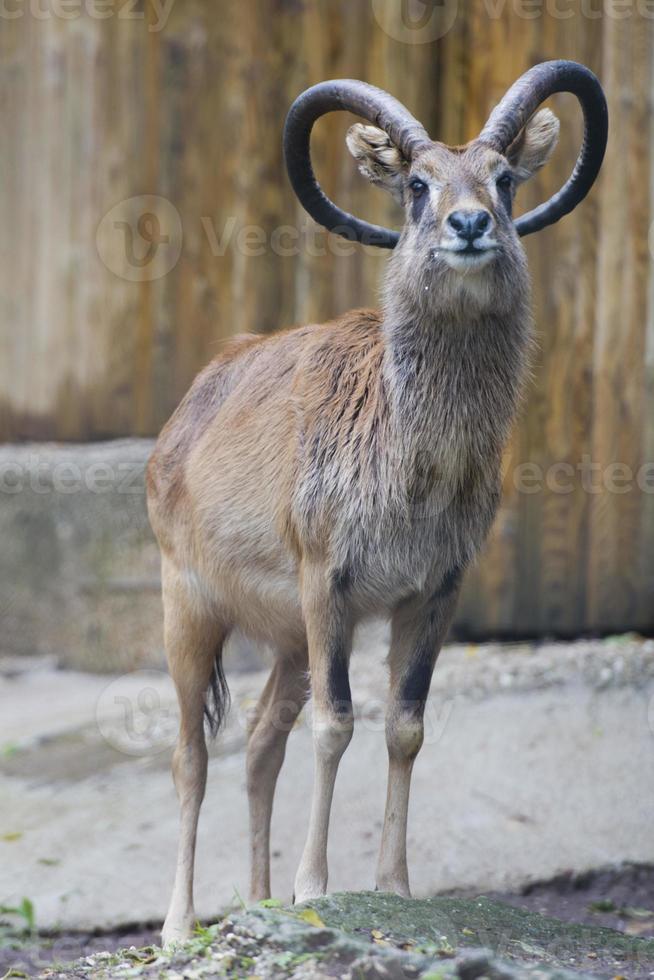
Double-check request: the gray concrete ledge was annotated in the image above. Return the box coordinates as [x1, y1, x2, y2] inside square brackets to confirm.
[0, 441, 162, 671]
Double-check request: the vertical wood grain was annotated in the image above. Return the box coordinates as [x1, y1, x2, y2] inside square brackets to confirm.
[0, 1, 652, 636]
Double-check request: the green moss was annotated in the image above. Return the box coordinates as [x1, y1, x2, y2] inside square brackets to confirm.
[21, 892, 654, 979]
[299, 891, 654, 973]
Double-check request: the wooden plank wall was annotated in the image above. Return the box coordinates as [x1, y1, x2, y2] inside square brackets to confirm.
[1, 0, 652, 636]
[448, 4, 654, 637]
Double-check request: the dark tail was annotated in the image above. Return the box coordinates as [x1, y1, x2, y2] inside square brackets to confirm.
[204, 647, 230, 737]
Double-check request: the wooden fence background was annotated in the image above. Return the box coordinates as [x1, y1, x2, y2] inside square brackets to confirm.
[1, 0, 653, 636]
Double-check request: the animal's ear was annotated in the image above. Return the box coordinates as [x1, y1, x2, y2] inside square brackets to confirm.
[506, 108, 560, 183]
[346, 124, 409, 205]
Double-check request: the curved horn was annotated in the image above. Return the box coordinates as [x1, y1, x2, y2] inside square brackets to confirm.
[479, 60, 608, 237]
[283, 79, 431, 249]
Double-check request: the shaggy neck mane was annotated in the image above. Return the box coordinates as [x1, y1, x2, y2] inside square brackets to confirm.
[379, 255, 534, 474]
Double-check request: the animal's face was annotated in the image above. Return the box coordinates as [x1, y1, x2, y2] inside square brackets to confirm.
[346, 109, 559, 278]
[402, 142, 521, 273]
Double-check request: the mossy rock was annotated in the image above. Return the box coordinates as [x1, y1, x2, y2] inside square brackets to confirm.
[298, 891, 654, 977]
[39, 892, 654, 979]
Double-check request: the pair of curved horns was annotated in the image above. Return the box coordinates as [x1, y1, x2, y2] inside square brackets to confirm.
[283, 60, 608, 248]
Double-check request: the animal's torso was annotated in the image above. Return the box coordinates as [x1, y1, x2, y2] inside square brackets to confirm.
[147, 306, 530, 646]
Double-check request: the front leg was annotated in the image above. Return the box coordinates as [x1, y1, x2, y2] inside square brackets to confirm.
[376, 568, 462, 895]
[294, 562, 354, 903]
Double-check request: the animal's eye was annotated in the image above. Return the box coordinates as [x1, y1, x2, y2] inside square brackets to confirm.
[408, 178, 428, 198]
[496, 172, 513, 193]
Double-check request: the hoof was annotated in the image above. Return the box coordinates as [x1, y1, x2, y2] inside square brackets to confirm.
[294, 866, 328, 904]
[161, 915, 195, 949]
[375, 878, 411, 898]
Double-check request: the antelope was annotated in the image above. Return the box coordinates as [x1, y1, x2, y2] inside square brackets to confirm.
[147, 60, 607, 945]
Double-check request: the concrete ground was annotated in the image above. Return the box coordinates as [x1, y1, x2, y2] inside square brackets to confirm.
[1, 628, 653, 932]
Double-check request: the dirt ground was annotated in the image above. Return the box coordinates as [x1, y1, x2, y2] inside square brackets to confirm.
[2, 633, 653, 977]
[492, 863, 654, 938]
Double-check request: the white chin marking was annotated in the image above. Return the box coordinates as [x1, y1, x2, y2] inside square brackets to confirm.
[441, 250, 496, 273]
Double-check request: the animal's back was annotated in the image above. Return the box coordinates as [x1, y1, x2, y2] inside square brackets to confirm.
[146, 332, 263, 542]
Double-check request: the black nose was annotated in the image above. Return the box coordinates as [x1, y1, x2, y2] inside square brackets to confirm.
[447, 209, 492, 243]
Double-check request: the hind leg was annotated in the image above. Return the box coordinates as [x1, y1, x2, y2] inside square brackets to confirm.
[246, 649, 309, 901]
[161, 559, 228, 946]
